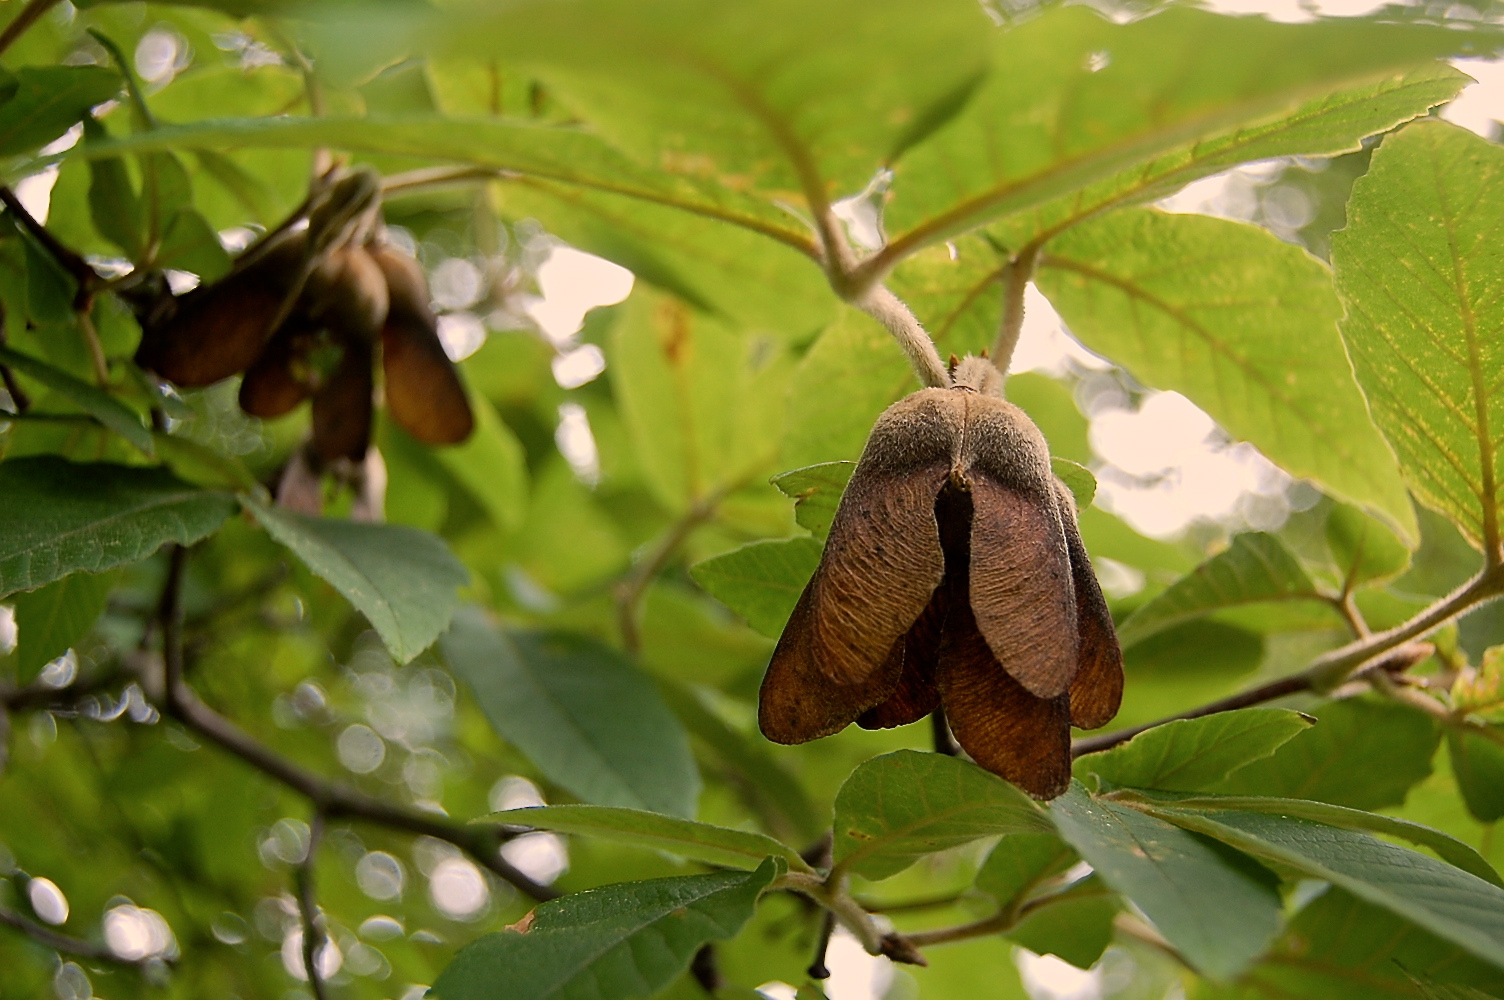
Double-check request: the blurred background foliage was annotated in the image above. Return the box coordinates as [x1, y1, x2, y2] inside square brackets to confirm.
[1, 1, 1504, 999]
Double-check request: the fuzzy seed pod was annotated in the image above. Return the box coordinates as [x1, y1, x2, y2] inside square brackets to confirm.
[758, 356, 1123, 800]
[135, 231, 309, 388]
[238, 316, 319, 419]
[311, 338, 374, 463]
[303, 244, 390, 343]
[370, 244, 474, 445]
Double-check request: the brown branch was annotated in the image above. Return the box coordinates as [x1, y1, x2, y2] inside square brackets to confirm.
[294, 812, 329, 1000]
[615, 490, 727, 654]
[903, 882, 1109, 949]
[0, 903, 152, 968]
[152, 547, 558, 902]
[0, 0, 63, 58]
[0, 187, 99, 296]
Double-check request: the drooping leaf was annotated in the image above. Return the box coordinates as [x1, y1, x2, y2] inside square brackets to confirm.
[1447, 725, 1504, 824]
[1075, 709, 1314, 793]
[1214, 697, 1440, 810]
[1145, 806, 1504, 971]
[429, 860, 777, 1000]
[1116, 533, 1323, 648]
[0, 66, 121, 157]
[887, 9, 1471, 257]
[440, 608, 700, 818]
[1332, 120, 1504, 555]
[1126, 791, 1500, 887]
[832, 750, 1050, 882]
[689, 537, 822, 639]
[770, 462, 855, 541]
[0, 345, 154, 455]
[8, 570, 117, 684]
[0, 457, 235, 599]
[243, 499, 468, 664]
[1006, 881, 1118, 971]
[483, 804, 811, 873]
[431, 391, 529, 533]
[1038, 209, 1416, 544]
[1051, 459, 1095, 512]
[1049, 782, 1282, 981]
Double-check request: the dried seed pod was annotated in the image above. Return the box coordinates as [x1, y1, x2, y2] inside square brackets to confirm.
[303, 244, 390, 343]
[238, 316, 318, 419]
[135, 230, 308, 387]
[311, 338, 374, 463]
[370, 244, 474, 445]
[758, 356, 1123, 800]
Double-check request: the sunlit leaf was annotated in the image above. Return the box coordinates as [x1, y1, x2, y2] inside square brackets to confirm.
[770, 462, 854, 541]
[1075, 709, 1314, 793]
[689, 537, 821, 639]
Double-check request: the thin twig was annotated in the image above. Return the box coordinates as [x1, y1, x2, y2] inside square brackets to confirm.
[991, 243, 1041, 376]
[1334, 592, 1370, 639]
[152, 547, 557, 902]
[808, 910, 836, 979]
[383, 165, 504, 196]
[0, 0, 63, 58]
[854, 284, 950, 389]
[0, 904, 151, 967]
[904, 881, 1108, 949]
[75, 304, 110, 386]
[615, 490, 727, 654]
[294, 812, 329, 1000]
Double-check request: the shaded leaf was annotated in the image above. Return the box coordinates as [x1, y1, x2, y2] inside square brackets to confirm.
[1325, 500, 1412, 588]
[974, 831, 1076, 905]
[1214, 698, 1440, 810]
[0, 457, 234, 598]
[1007, 883, 1117, 971]
[689, 537, 822, 639]
[430, 860, 777, 1000]
[1332, 120, 1504, 555]
[483, 804, 811, 873]
[1447, 725, 1504, 824]
[0, 346, 153, 455]
[155, 209, 233, 282]
[1052, 459, 1096, 511]
[1039, 209, 1415, 544]
[1145, 806, 1504, 971]
[1049, 782, 1282, 980]
[244, 499, 467, 664]
[441, 608, 700, 818]
[833, 750, 1049, 882]
[8, 570, 116, 684]
[771, 462, 855, 541]
[1117, 533, 1322, 648]
[1076, 709, 1314, 794]
[0, 66, 120, 157]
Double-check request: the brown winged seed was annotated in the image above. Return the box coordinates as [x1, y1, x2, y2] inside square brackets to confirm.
[758, 356, 1123, 799]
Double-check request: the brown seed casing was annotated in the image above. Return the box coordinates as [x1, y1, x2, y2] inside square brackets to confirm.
[370, 245, 474, 445]
[135, 231, 308, 388]
[238, 316, 319, 419]
[303, 244, 390, 343]
[311, 338, 374, 464]
[758, 356, 1123, 800]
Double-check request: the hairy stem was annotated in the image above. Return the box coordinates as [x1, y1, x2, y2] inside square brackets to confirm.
[991, 243, 1042, 377]
[855, 284, 950, 389]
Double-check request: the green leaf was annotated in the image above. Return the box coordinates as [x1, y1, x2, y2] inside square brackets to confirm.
[1049, 782, 1281, 980]
[82, 118, 142, 259]
[1129, 792, 1500, 887]
[429, 860, 777, 1000]
[0, 67, 120, 157]
[1215, 698, 1440, 810]
[242, 499, 467, 664]
[1051, 458, 1095, 511]
[1325, 500, 1412, 588]
[1143, 806, 1504, 971]
[155, 209, 233, 282]
[689, 537, 821, 639]
[8, 570, 116, 684]
[1217, 887, 1504, 1000]
[887, 8, 1471, 256]
[1447, 725, 1504, 825]
[610, 289, 788, 513]
[483, 804, 811, 873]
[770, 462, 855, 541]
[832, 750, 1049, 882]
[0, 345, 153, 455]
[1332, 119, 1504, 555]
[1007, 883, 1117, 971]
[1075, 709, 1315, 793]
[1038, 209, 1415, 544]
[440, 608, 700, 818]
[0, 457, 234, 599]
[431, 391, 529, 533]
[1402, 968, 1504, 1000]
[974, 831, 1076, 906]
[1116, 533, 1323, 648]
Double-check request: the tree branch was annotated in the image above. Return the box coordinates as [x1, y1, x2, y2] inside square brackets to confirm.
[0, 187, 99, 296]
[294, 812, 329, 1000]
[152, 547, 558, 902]
[0, 903, 152, 968]
[0, 0, 63, 58]
[615, 489, 726, 655]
